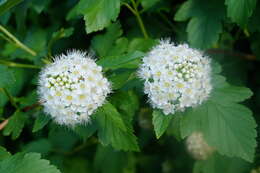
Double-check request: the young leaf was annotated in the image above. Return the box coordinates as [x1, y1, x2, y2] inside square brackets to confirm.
[180, 74, 256, 162]
[152, 110, 173, 139]
[0, 152, 61, 173]
[96, 102, 139, 151]
[3, 111, 27, 140]
[225, 0, 257, 27]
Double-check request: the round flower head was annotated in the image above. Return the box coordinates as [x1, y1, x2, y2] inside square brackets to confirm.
[139, 40, 212, 115]
[38, 50, 111, 126]
[186, 132, 214, 160]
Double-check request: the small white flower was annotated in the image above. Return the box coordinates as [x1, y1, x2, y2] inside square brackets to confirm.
[38, 50, 111, 126]
[186, 132, 215, 160]
[139, 40, 212, 115]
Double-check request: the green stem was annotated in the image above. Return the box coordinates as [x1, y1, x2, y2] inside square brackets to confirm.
[0, 25, 37, 56]
[0, 88, 18, 109]
[0, 33, 13, 43]
[122, 2, 137, 15]
[126, 0, 149, 39]
[0, 60, 41, 69]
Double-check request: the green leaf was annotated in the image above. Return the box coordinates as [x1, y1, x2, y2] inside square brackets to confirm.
[140, 0, 160, 10]
[193, 153, 250, 173]
[3, 111, 27, 140]
[250, 33, 260, 60]
[180, 75, 256, 162]
[0, 65, 15, 88]
[23, 138, 52, 155]
[47, 27, 74, 53]
[73, 0, 120, 33]
[127, 38, 158, 53]
[0, 0, 23, 16]
[108, 69, 134, 90]
[0, 0, 7, 5]
[166, 113, 182, 141]
[0, 146, 11, 161]
[18, 90, 37, 107]
[248, 3, 260, 33]
[63, 157, 92, 173]
[30, 0, 50, 14]
[0, 152, 61, 173]
[225, 0, 257, 27]
[96, 102, 139, 151]
[174, 0, 225, 49]
[187, 17, 222, 49]
[109, 37, 129, 56]
[94, 146, 127, 173]
[152, 110, 173, 139]
[91, 22, 123, 57]
[110, 90, 139, 120]
[48, 125, 78, 152]
[174, 1, 192, 21]
[50, 27, 74, 40]
[212, 85, 253, 103]
[97, 51, 145, 70]
[0, 69, 27, 107]
[72, 123, 97, 140]
[14, 29, 47, 61]
[33, 112, 51, 133]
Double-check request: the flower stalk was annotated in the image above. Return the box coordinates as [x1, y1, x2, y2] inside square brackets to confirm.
[123, 0, 149, 39]
[0, 60, 41, 69]
[0, 25, 36, 56]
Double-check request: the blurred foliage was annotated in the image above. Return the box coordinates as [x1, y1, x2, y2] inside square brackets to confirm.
[0, 0, 260, 172]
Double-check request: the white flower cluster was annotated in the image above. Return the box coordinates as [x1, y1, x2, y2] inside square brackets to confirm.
[139, 40, 212, 115]
[38, 50, 111, 126]
[186, 132, 214, 160]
